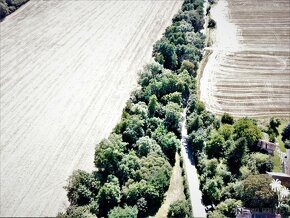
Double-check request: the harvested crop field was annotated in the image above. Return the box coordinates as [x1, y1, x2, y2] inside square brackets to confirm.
[200, 0, 290, 118]
[0, 1, 182, 216]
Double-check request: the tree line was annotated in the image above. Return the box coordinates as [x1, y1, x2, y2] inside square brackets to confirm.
[58, 0, 206, 217]
[58, 0, 290, 216]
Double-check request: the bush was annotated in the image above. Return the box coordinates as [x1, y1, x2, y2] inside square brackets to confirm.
[282, 123, 290, 143]
[179, 60, 195, 76]
[249, 153, 273, 173]
[153, 38, 177, 70]
[65, 170, 100, 206]
[208, 18, 216, 28]
[241, 174, 278, 208]
[108, 206, 138, 218]
[168, 200, 190, 218]
[213, 198, 242, 218]
[233, 118, 262, 150]
[221, 113, 234, 125]
[218, 124, 234, 141]
[206, 134, 225, 159]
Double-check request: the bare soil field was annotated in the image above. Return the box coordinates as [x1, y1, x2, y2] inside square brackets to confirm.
[200, 0, 290, 118]
[0, 1, 182, 216]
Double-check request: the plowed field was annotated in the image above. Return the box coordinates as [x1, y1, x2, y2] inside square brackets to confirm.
[200, 0, 290, 118]
[0, 1, 182, 216]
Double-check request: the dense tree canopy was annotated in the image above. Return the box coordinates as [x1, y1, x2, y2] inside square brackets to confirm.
[168, 200, 190, 218]
[233, 118, 262, 149]
[241, 174, 278, 208]
[108, 206, 138, 218]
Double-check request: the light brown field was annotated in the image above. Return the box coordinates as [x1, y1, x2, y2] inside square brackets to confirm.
[0, 1, 182, 216]
[200, 0, 290, 118]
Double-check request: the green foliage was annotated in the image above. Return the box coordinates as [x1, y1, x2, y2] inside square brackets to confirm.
[63, 0, 207, 216]
[210, 199, 242, 218]
[268, 117, 281, 142]
[172, 9, 204, 32]
[233, 118, 262, 149]
[118, 151, 141, 184]
[161, 92, 182, 105]
[142, 71, 187, 101]
[284, 139, 290, 149]
[249, 153, 274, 174]
[115, 114, 145, 145]
[227, 138, 248, 175]
[136, 197, 148, 216]
[94, 134, 126, 175]
[123, 180, 159, 215]
[206, 134, 225, 159]
[97, 175, 121, 216]
[208, 18, 216, 28]
[148, 95, 158, 117]
[221, 113, 234, 125]
[153, 38, 177, 70]
[176, 44, 201, 67]
[167, 200, 190, 218]
[139, 153, 172, 195]
[158, 132, 180, 164]
[57, 205, 96, 218]
[202, 175, 224, 203]
[282, 122, 290, 143]
[196, 100, 205, 114]
[179, 60, 195, 76]
[163, 102, 182, 134]
[187, 114, 204, 132]
[108, 206, 138, 218]
[136, 136, 161, 157]
[65, 170, 100, 206]
[189, 129, 206, 154]
[218, 124, 234, 141]
[185, 32, 205, 49]
[241, 174, 278, 208]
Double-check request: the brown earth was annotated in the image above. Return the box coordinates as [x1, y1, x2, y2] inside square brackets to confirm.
[0, 1, 182, 216]
[200, 0, 290, 118]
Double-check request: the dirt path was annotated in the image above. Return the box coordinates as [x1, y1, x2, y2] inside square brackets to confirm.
[0, 1, 182, 216]
[200, 0, 290, 118]
[180, 109, 206, 218]
[155, 153, 185, 218]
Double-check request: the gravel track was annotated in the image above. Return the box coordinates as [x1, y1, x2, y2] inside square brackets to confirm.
[200, 0, 290, 118]
[0, 1, 182, 216]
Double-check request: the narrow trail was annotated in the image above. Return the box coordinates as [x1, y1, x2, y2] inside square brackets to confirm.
[180, 109, 206, 218]
[155, 153, 185, 218]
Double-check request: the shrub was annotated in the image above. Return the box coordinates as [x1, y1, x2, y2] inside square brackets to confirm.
[179, 60, 195, 76]
[168, 200, 190, 218]
[153, 38, 177, 70]
[241, 174, 278, 208]
[233, 118, 262, 150]
[208, 18, 216, 28]
[282, 123, 290, 143]
[108, 206, 138, 218]
[221, 113, 234, 125]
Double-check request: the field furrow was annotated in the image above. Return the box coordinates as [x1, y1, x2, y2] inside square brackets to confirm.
[0, 1, 182, 216]
[200, 0, 290, 118]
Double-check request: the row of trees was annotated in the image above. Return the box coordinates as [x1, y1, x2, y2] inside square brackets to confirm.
[59, 0, 208, 216]
[59, 62, 187, 218]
